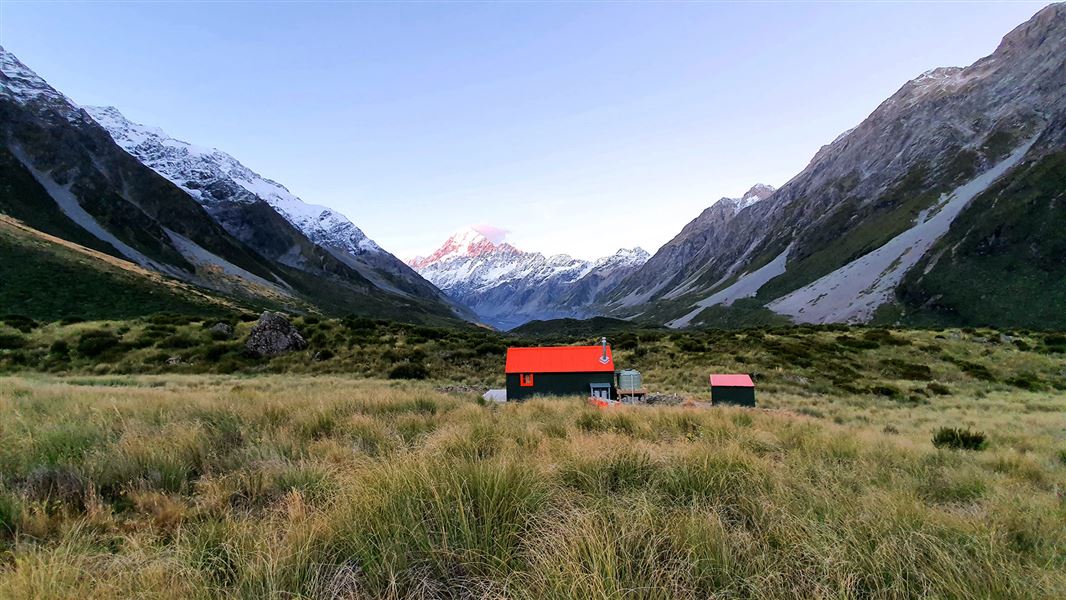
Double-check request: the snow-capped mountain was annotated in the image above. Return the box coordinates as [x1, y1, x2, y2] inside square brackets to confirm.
[85, 106, 381, 255]
[736, 183, 775, 210]
[83, 106, 457, 304]
[610, 3, 1066, 329]
[409, 227, 518, 269]
[0, 47, 78, 115]
[410, 227, 649, 329]
[0, 46, 467, 323]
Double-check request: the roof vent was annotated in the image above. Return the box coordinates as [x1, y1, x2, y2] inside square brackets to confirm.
[599, 337, 609, 364]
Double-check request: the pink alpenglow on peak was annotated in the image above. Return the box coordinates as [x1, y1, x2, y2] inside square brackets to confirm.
[408, 226, 520, 269]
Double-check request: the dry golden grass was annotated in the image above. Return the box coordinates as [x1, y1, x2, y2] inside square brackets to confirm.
[0, 374, 1064, 599]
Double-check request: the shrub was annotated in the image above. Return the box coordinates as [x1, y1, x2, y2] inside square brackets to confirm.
[159, 334, 200, 349]
[48, 339, 70, 358]
[926, 382, 951, 396]
[75, 330, 121, 358]
[881, 358, 933, 380]
[870, 385, 902, 399]
[203, 343, 234, 362]
[615, 334, 639, 350]
[1006, 373, 1046, 391]
[836, 335, 879, 350]
[932, 427, 988, 451]
[473, 341, 506, 356]
[676, 338, 706, 353]
[1043, 334, 1066, 347]
[1, 314, 37, 333]
[863, 328, 910, 346]
[950, 358, 996, 382]
[389, 362, 429, 380]
[0, 332, 26, 350]
[342, 316, 376, 331]
[148, 313, 200, 326]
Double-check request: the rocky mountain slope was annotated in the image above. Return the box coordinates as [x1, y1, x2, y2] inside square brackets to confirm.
[0, 46, 467, 324]
[410, 228, 648, 329]
[606, 183, 776, 310]
[83, 106, 453, 306]
[610, 3, 1066, 329]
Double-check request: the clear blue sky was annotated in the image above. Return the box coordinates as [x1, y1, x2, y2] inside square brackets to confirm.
[0, 1, 1050, 259]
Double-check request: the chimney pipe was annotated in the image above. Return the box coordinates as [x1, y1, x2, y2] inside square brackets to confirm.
[599, 337, 609, 364]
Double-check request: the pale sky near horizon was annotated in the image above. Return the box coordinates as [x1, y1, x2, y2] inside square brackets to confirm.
[0, 1, 1051, 260]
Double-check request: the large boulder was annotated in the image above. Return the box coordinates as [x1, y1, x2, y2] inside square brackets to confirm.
[245, 312, 307, 357]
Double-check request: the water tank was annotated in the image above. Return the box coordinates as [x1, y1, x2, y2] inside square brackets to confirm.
[618, 369, 642, 391]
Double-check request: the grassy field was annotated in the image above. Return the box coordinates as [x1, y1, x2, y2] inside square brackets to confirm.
[1, 320, 1065, 598]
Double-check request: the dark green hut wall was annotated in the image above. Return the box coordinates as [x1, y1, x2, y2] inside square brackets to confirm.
[506, 372, 614, 401]
[711, 386, 756, 407]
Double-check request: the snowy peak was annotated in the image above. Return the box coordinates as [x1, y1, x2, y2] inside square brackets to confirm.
[595, 247, 651, 269]
[408, 227, 519, 269]
[409, 232, 650, 329]
[0, 45, 67, 106]
[85, 105, 214, 159]
[0, 46, 80, 117]
[84, 105, 382, 256]
[737, 183, 775, 209]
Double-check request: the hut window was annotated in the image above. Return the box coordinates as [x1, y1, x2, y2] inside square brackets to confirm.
[520, 373, 534, 387]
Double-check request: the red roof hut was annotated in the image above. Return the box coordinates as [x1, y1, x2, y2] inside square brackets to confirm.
[505, 340, 614, 401]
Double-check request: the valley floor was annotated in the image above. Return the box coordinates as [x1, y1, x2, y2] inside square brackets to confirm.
[0, 375, 1064, 599]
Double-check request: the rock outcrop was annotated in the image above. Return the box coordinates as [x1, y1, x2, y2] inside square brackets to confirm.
[245, 312, 307, 357]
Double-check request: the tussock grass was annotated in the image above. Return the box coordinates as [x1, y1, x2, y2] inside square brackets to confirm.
[0, 375, 1063, 598]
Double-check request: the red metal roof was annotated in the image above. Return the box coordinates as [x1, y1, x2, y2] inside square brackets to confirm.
[506, 346, 614, 374]
[709, 374, 755, 387]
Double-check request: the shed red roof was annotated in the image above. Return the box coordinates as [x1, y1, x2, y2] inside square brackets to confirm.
[709, 374, 754, 387]
[506, 346, 614, 374]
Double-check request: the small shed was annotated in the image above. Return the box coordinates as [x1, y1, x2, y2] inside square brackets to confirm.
[709, 374, 755, 406]
[505, 340, 614, 401]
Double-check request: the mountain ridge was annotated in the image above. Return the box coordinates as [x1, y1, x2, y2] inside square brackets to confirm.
[607, 2, 1066, 329]
[0, 46, 470, 324]
[409, 227, 649, 329]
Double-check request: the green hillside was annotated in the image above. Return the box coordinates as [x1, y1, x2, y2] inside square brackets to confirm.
[898, 151, 1066, 329]
[0, 217, 232, 321]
